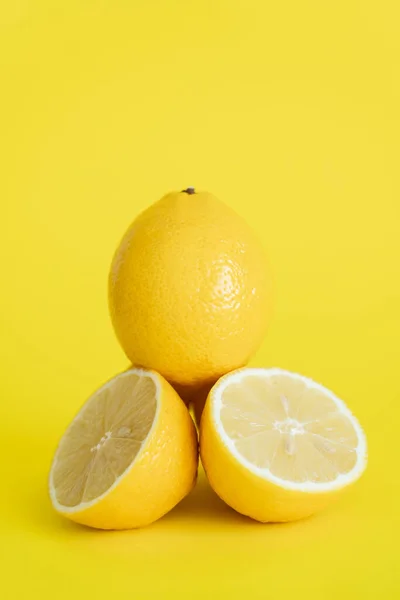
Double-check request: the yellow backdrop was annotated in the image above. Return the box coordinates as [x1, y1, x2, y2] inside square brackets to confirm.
[1, 1, 399, 598]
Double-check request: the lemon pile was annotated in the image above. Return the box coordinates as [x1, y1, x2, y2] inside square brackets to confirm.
[49, 188, 367, 529]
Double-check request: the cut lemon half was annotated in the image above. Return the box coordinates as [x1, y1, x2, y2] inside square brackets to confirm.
[49, 368, 198, 530]
[200, 368, 367, 522]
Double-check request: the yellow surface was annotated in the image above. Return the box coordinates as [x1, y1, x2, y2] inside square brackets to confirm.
[0, 1, 399, 598]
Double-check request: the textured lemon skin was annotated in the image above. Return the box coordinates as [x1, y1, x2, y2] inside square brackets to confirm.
[109, 190, 271, 391]
[200, 377, 352, 523]
[50, 371, 198, 530]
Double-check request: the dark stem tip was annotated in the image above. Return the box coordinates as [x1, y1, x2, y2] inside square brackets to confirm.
[182, 187, 195, 195]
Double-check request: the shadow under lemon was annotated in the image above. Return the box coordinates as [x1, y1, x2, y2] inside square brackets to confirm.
[162, 467, 251, 525]
[174, 381, 211, 427]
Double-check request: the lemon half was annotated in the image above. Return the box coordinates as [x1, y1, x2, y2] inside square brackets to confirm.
[49, 368, 198, 529]
[200, 368, 367, 522]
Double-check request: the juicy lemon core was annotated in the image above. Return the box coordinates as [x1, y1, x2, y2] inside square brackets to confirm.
[200, 368, 367, 522]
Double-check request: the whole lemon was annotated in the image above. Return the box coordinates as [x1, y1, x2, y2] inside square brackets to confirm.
[109, 188, 272, 395]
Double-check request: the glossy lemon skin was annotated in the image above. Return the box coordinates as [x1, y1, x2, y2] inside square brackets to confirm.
[109, 190, 272, 392]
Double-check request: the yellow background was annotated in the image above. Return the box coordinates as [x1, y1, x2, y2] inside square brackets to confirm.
[1, 1, 399, 598]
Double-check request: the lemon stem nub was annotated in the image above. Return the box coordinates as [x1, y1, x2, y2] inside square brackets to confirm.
[182, 187, 195, 195]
